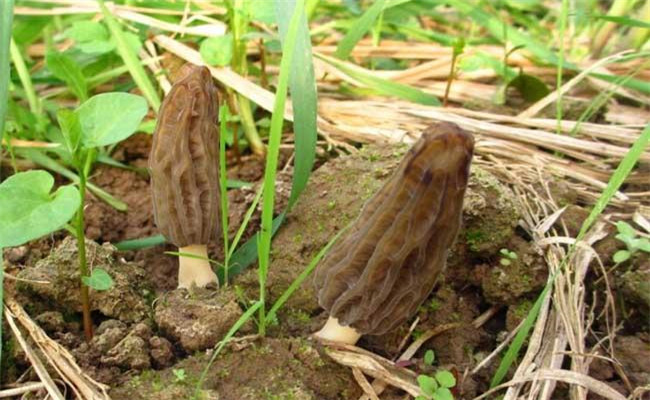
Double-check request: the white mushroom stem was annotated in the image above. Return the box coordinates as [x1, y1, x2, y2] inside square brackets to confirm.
[178, 244, 218, 289]
[314, 316, 361, 345]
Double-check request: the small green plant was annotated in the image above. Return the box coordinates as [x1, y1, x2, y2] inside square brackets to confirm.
[56, 92, 147, 339]
[499, 248, 518, 266]
[613, 221, 650, 263]
[172, 368, 187, 384]
[416, 369, 457, 400]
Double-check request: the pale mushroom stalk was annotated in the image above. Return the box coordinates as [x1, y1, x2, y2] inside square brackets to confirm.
[313, 122, 474, 344]
[178, 244, 218, 289]
[315, 316, 361, 345]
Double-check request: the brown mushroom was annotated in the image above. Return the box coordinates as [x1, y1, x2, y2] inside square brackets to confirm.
[149, 63, 220, 289]
[313, 122, 474, 344]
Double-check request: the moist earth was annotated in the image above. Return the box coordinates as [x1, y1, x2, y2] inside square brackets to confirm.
[3, 134, 647, 399]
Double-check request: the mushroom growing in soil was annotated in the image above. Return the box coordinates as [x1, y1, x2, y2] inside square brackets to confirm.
[313, 122, 474, 344]
[149, 64, 220, 289]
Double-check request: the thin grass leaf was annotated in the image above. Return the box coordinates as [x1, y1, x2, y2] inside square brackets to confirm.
[114, 234, 166, 251]
[219, 106, 230, 284]
[16, 148, 128, 211]
[265, 224, 348, 324]
[257, 0, 306, 334]
[594, 14, 650, 28]
[0, 0, 10, 367]
[276, 0, 319, 210]
[9, 38, 39, 116]
[490, 123, 650, 388]
[194, 300, 263, 396]
[335, 0, 387, 59]
[316, 52, 441, 105]
[97, 0, 160, 111]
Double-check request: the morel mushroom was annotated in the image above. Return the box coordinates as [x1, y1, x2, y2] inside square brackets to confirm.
[313, 122, 474, 344]
[149, 64, 220, 289]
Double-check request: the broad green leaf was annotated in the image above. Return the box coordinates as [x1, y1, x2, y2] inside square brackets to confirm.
[507, 73, 550, 102]
[200, 34, 233, 67]
[424, 349, 435, 365]
[0, 170, 80, 248]
[64, 20, 114, 54]
[335, 0, 387, 59]
[637, 238, 650, 252]
[435, 370, 456, 388]
[249, 0, 276, 23]
[46, 51, 88, 101]
[75, 93, 148, 148]
[613, 250, 630, 263]
[56, 109, 82, 156]
[616, 221, 635, 237]
[417, 375, 438, 395]
[82, 268, 114, 291]
[433, 387, 454, 400]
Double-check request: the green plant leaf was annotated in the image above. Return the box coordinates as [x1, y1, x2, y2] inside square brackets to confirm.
[335, 0, 387, 59]
[200, 34, 233, 66]
[45, 51, 88, 101]
[613, 250, 630, 263]
[638, 238, 650, 253]
[424, 349, 435, 365]
[500, 258, 511, 266]
[594, 15, 650, 28]
[75, 92, 148, 148]
[507, 73, 550, 102]
[433, 387, 454, 400]
[82, 268, 114, 291]
[435, 370, 456, 388]
[417, 375, 438, 395]
[0, 170, 80, 248]
[616, 221, 635, 237]
[64, 20, 114, 54]
[316, 53, 440, 105]
[56, 109, 82, 156]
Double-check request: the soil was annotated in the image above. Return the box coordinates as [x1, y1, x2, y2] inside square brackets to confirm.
[2, 133, 649, 399]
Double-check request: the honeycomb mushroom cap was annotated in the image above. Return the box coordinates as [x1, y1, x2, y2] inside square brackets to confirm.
[313, 122, 474, 336]
[149, 64, 220, 248]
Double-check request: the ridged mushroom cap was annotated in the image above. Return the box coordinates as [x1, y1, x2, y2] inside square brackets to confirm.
[313, 122, 474, 335]
[149, 64, 220, 247]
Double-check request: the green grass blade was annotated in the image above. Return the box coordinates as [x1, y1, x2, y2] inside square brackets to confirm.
[316, 52, 441, 105]
[219, 106, 230, 284]
[257, 0, 306, 334]
[194, 300, 263, 396]
[97, 0, 160, 112]
[9, 38, 39, 115]
[335, 0, 387, 59]
[265, 225, 348, 324]
[594, 14, 650, 28]
[0, 0, 14, 175]
[276, 0, 319, 210]
[114, 234, 166, 251]
[490, 123, 650, 388]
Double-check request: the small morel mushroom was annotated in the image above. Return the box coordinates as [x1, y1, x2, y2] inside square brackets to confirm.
[313, 122, 474, 344]
[149, 64, 220, 289]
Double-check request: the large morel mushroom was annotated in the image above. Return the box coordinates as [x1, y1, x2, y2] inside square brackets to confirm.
[149, 63, 220, 289]
[313, 122, 474, 344]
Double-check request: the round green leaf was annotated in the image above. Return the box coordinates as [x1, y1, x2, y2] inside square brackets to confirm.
[435, 370, 457, 388]
[417, 375, 438, 396]
[613, 250, 630, 263]
[433, 387, 454, 400]
[424, 349, 435, 366]
[76, 93, 148, 148]
[0, 171, 80, 247]
[82, 268, 114, 291]
[200, 34, 233, 67]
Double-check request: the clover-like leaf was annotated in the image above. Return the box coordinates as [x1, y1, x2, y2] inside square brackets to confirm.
[433, 387, 454, 400]
[417, 375, 438, 396]
[82, 268, 114, 291]
[0, 171, 80, 248]
[199, 34, 233, 66]
[424, 349, 435, 366]
[75, 93, 148, 148]
[435, 370, 456, 388]
[613, 250, 631, 263]
[616, 221, 636, 237]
